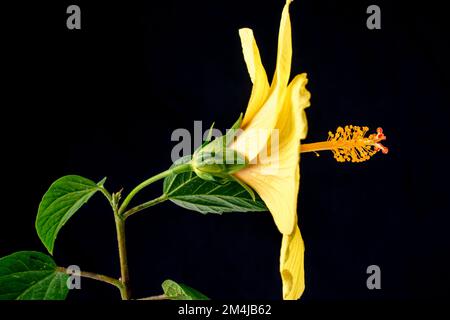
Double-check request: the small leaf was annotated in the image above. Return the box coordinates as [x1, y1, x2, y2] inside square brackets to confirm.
[162, 279, 209, 300]
[0, 251, 69, 300]
[164, 156, 267, 214]
[36, 175, 106, 254]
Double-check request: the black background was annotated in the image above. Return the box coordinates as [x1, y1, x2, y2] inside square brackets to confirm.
[1, 0, 449, 301]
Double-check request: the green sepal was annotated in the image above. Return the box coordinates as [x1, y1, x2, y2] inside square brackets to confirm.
[230, 175, 256, 202]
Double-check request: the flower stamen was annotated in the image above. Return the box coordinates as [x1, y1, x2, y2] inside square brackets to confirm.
[300, 125, 388, 162]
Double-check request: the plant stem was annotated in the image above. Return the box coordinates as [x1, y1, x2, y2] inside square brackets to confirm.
[108, 163, 191, 300]
[123, 194, 168, 219]
[118, 163, 191, 216]
[80, 270, 123, 289]
[57, 267, 124, 291]
[114, 214, 130, 300]
[99, 187, 113, 203]
[137, 294, 168, 300]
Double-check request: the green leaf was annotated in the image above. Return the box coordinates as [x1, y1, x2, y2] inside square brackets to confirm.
[0, 251, 69, 300]
[164, 156, 267, 214]
[36, 175, 106, 254]
[162, 279, 209, 300]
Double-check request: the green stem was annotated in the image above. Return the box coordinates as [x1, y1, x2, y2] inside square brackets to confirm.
[57, 267, 124, 291]
[114, 214, 130, 300]
[99, 187, 113, 203]
[107, 163, 191, 300]
[118, 163, 191, 216]
[123, 194, 168, 219]
[81, 271, 123, 289]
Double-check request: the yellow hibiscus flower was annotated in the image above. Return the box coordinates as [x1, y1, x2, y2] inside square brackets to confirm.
[191, 0, 388, 300]
[230, 0, 309, 300]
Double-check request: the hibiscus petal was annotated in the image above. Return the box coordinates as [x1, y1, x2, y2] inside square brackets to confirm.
[280, 225, 305, 300]
[283, 73, 311, 141]
[238, 28, 270, 127]
[272, 0, 293, 89]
